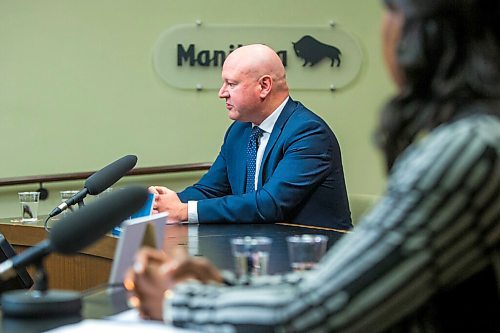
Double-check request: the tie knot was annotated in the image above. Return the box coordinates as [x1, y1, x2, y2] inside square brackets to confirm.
[250, 126, 264, 139]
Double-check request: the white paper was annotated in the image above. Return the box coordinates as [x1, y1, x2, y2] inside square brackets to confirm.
[44, 309, 198, 332]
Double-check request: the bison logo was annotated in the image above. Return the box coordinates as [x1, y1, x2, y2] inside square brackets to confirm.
[293, 35, 341, 67]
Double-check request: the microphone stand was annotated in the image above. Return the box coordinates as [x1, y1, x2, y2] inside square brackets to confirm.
[1, 257, 82, 318]
[33, 258, 49, 293]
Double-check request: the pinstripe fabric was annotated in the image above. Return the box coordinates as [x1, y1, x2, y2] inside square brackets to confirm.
[168, 114, 500, 333]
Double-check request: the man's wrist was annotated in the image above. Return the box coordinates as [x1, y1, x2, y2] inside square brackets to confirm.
[181, 203, 189, 221]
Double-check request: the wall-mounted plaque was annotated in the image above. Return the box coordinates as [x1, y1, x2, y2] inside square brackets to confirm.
[153, 23, 363, 91]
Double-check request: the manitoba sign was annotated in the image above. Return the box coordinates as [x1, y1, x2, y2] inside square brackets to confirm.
[153, 24, 363, 91]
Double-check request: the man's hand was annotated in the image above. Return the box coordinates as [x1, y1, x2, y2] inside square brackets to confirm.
[148, 186, 188, 223]
[124, 247, 223, 321]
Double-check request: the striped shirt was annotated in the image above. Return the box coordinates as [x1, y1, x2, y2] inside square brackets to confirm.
[167, 114, 500, 332]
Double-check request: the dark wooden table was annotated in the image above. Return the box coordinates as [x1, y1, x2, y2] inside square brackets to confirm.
[0, 221, 346, 333]
[174, 223, 344, 274]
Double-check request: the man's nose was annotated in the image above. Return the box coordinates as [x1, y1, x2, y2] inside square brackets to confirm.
[218, 85, 228, 98]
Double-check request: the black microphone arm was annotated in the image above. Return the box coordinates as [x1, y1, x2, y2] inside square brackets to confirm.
[0, 185, 148, 280]
[0, 240, 51, 281]
[48, 155, 138, 218]
[49, 189, 89, 218]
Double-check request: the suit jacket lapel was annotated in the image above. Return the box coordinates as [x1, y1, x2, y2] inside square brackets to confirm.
[258, 98, 297, 187]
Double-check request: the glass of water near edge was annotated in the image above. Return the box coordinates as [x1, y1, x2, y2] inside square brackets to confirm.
[18, 191, 40, 223]
[286, 234, 328, 271]
[230, 236, 272, 277]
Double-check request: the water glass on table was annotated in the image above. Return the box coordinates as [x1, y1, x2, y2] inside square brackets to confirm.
[60, 190, 80, 216]
[18, 192, 40, 223]
[286, 234, 328, 271]
[230, 236, 272, 277]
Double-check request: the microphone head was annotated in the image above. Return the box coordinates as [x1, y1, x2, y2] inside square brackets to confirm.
[84, 155, 138, 195]
[50, 186, 148, 254]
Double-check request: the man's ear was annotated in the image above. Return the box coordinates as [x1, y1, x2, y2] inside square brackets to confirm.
[258, 75, 272, 98]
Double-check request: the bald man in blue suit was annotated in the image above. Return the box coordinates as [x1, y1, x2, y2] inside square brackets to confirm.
[150, 44, 351, 230]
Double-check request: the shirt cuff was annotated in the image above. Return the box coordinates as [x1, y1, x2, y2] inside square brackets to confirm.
[187, 201, 199, 224]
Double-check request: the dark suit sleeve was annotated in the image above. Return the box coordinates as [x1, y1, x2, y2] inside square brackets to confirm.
[197, 116, 333, 223]
[177, 152, 232, 202]
[177, 127, 234, 202]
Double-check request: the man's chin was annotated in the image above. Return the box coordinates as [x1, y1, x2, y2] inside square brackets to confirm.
[228, 111, 239, 121]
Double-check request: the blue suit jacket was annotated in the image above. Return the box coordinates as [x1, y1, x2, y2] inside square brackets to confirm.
[178, 98, 352, 229]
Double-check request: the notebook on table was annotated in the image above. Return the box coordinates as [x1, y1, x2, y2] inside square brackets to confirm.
[108, 212, 168, 286]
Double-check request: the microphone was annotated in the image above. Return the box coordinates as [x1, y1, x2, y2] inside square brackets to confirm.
[0, 185, 148, 280]
[48, 155, 138, 218]
[0, 186, 148, 318]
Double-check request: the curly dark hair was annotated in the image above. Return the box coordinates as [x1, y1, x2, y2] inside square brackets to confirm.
[376, 0, 500, 170]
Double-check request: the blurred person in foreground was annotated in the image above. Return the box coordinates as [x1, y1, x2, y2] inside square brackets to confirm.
[127, 0, 500, 331]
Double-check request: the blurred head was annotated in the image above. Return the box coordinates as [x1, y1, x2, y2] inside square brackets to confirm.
[381, 0, 405, 88]
[377, 0, 500, 170]
[218, 44, 289, 124]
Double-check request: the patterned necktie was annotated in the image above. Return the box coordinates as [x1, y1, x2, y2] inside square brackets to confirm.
[246, 126, 264, 193]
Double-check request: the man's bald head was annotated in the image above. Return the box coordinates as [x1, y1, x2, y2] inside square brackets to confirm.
[218, 44, 290, 124]
[223, 44, 288, 93]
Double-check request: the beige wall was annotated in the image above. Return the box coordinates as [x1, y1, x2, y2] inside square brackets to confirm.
[0, 0, 393, 218]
